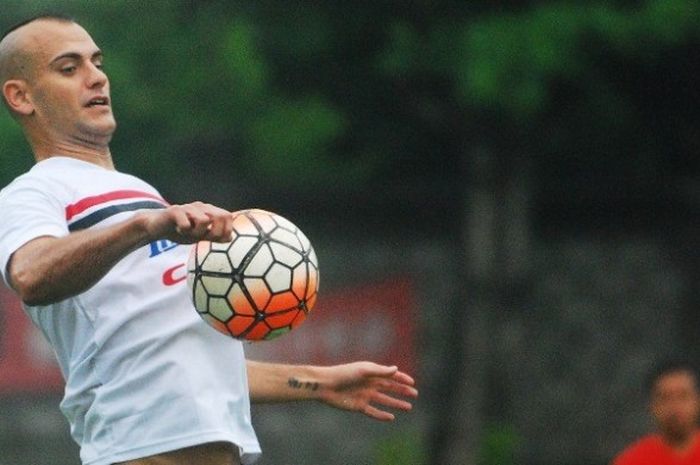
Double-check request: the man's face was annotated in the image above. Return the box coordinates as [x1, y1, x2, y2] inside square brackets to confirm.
[650, 370, 700, 441]
[21, 20, 116, 144]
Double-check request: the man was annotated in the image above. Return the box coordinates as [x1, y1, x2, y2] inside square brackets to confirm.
[612, 360, 700, 465]
[0, 15, 417, 465]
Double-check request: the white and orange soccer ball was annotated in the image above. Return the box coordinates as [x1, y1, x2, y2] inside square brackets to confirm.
[187, 209, 319, 341]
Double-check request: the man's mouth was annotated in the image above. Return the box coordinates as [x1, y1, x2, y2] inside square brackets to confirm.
[86, 97, 109, 107]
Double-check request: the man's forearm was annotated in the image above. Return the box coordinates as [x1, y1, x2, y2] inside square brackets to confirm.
[9, 202, 237, 306]
[9, 214, 153, 305]
[246, 360, 326, 403]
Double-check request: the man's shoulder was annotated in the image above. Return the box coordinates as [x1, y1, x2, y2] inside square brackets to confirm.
[0, 168, 48, 199]
[1, 157, 70, 192]
[1, 156, 155, 201]
[613, 434, 664, 465]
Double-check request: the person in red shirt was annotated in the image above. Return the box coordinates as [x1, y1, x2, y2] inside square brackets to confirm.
[613, 360, 700, 465]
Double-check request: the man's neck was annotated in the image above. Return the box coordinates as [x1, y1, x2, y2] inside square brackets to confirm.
[31, 139, 115, 170]
[663, 429, 698, 453]
[24, 122, 116, 170]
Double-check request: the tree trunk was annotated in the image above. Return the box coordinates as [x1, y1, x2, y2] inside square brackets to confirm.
[433, 149, 531, 465]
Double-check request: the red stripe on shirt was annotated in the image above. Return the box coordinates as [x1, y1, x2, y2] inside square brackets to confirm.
[65, 190, 168, 220]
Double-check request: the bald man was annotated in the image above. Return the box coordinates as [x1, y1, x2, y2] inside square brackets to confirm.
[0, 15, 417, 465]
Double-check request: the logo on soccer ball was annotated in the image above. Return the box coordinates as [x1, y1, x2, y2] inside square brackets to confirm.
[187, 209, 319, 341]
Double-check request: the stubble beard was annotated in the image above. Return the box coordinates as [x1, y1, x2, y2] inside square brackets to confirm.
[75, 116, 117, 148]
[660, 417, 694, 445]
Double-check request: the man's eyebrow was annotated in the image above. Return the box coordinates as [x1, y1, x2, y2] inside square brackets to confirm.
[50, 50, 103, 65]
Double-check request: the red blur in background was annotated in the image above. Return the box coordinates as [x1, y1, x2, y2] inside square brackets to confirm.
[0, 277, 416, 394]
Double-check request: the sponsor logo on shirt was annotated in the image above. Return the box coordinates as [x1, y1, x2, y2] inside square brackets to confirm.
[149, 239, 178, 257]
[162, 263, 186, 286]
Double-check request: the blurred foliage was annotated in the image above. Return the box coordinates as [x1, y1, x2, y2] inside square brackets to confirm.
[374, 430, 426, 465]
[477, 423, 520, 465]
[0, 0, 699, 206]
[453, 0, 700, 116]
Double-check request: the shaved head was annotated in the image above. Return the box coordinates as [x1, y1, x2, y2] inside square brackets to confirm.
[0, 15, 115, 158]
[0, 15, 75, 110]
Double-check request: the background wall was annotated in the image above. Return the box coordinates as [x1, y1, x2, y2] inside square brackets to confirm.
[1, 1, 699, 464]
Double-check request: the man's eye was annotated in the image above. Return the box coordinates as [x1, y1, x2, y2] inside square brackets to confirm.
[61, 66, 77, 74]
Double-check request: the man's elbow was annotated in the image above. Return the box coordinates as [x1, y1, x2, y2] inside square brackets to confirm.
[9, 263, 51, 306]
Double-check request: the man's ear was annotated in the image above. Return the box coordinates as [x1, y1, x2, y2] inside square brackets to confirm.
[3, 79, 35, 116]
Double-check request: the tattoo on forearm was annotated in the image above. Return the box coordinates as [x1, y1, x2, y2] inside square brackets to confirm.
[288, 377, 319, 391]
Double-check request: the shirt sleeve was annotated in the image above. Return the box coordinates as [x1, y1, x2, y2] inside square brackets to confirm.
[0, 177, 69, 288]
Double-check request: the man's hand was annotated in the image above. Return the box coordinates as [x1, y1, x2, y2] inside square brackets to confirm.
[246, 360, 418, 421]
[139, 201, 234, 244]
[316, 362, 418, 421]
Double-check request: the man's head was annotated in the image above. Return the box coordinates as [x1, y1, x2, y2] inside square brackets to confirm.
[0, 15, 116, 152]
[647, 360, 700, 442]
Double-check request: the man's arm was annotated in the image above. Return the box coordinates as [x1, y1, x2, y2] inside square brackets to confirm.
[8, 202, 233, 305]
[246, 360, 418, 421]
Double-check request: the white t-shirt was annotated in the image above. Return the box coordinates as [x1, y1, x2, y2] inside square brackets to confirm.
[0, 157, 261, 465]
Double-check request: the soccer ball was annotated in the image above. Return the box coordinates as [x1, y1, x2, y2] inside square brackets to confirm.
[187, 209, 319, 341]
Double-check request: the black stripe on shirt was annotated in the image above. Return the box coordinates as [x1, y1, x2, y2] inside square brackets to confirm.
[68, 201, 166, 232]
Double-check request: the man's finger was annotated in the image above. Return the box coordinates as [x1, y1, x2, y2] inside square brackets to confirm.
[372, 392, 413, 412]
[361, 363, 398, 379]
[363, 405, 395, 422]
[185, 207, 212, 227]
[172, 208, 193, 233]
[374, 379, 419, 398]
[206, 215, 226, 240]
[391, 370, 416, 386]
[189, 221, 211, 238]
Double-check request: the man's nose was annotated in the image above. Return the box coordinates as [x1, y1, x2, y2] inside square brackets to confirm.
[86, 62, 108, 88]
